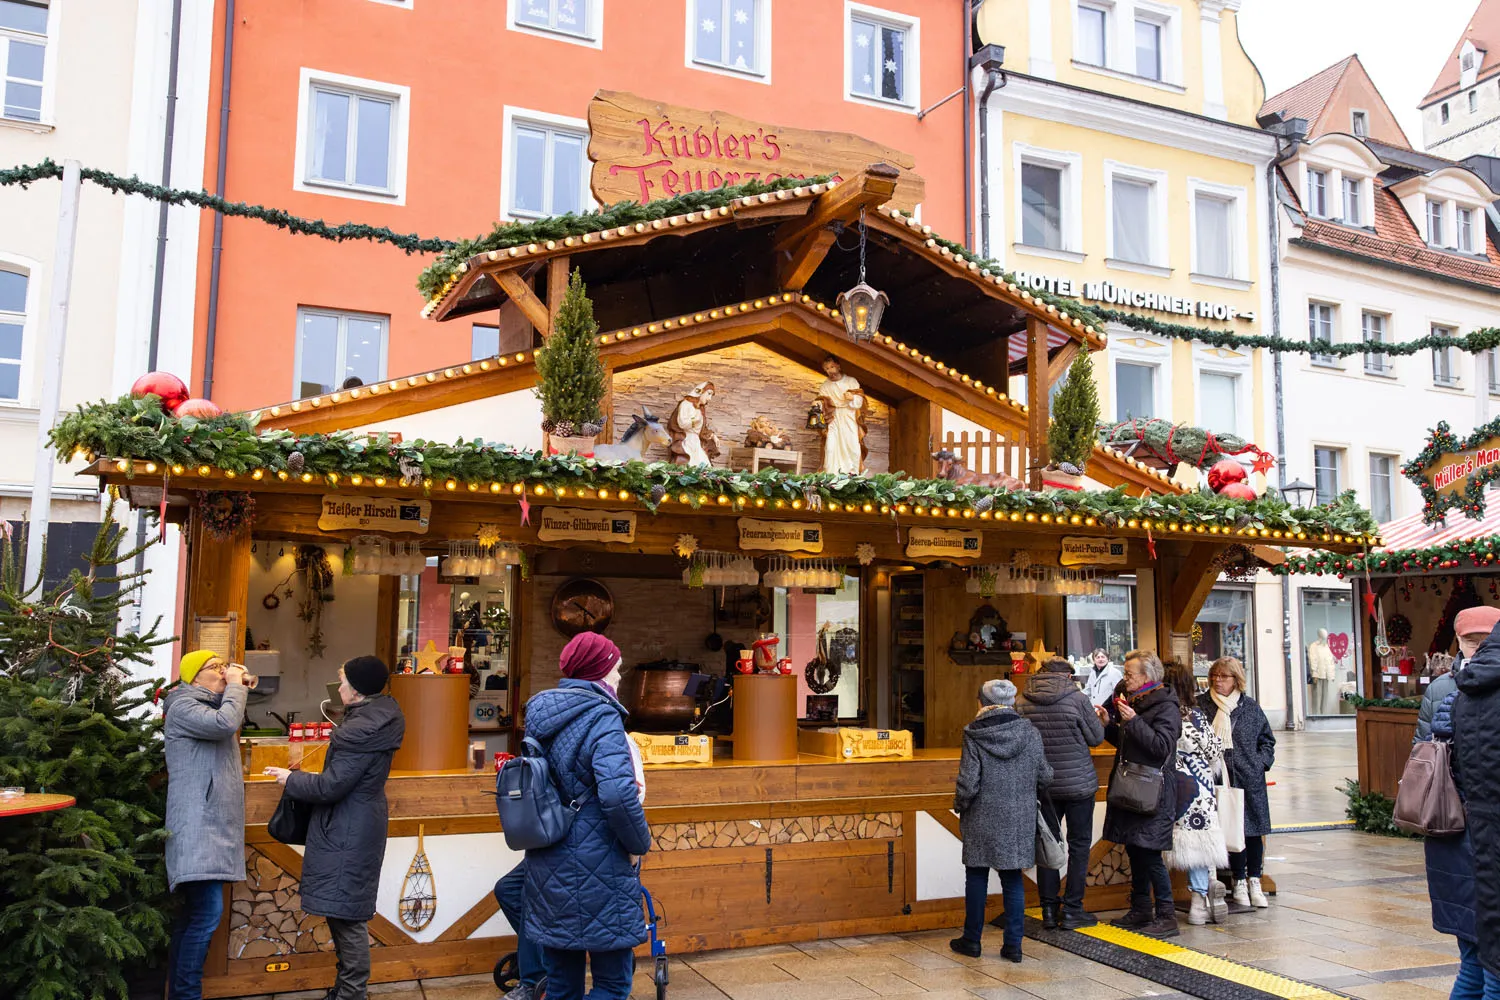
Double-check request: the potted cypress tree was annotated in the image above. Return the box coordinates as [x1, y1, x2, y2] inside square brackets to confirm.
[536, 269, 607, 455]
[1044, 348, 1100, 490]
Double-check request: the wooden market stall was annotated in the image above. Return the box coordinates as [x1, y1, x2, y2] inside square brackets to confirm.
[69, 171, 1374, 998]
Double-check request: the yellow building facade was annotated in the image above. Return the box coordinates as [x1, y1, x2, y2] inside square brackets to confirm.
[973, 0, 1291, 719]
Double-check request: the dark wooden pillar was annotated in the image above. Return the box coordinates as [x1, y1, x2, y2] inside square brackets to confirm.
[1026, 317, 1049, 490]
[891, 397, 941, 478]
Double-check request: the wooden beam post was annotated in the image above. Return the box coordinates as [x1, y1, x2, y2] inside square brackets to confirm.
[1046, 340, 1081, 387]
[1026, 317, 1049, 490]
[184, 518, 252, 663]
[774, 164, 901, 290]
[890, 397, 941, 478]
[547, 256, 571, 339]
[1151, 543, 1223, 664]
[494, 270, 551, 338]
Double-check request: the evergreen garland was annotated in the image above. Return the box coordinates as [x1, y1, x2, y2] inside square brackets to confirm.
[1049, 348, 1099, 469]
[1273, 534, 1500, 577]
[535, 270, 606, 434]
[0, 504, 173, 1000]
[1098, 418, 1270, 471]
[51, 395, 1381, 537]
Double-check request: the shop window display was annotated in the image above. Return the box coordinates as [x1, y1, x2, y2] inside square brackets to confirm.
[773, 572, 862, 720]
[1064, 582, 1137, 669]
[396, 559, 517, 730]
[1301, 588, 1355, 716]
[1192, 586, 1253, 692]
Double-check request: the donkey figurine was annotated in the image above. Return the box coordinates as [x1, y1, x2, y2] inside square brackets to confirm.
[594, 408, 672, 464]
[931, 448, 1026, 492]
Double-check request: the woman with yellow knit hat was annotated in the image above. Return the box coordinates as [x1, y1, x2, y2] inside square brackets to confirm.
[163, 650, 249, 1000]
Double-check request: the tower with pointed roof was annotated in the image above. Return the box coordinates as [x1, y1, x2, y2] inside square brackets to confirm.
[1421, 0, 1500, 157]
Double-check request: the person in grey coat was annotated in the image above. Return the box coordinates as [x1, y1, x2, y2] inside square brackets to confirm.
[1198, 657, 1274, 910]
[1017, 658, 1104, 930]
[267, 657, 404, 1000]
[951, 679, 1052, 963]
[163, 649, 249, 1000]
[1417, 607, 1500, 742]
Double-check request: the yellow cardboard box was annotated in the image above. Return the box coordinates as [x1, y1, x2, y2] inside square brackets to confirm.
[629, 732, 714, 766]
[799, 727, 914, 761]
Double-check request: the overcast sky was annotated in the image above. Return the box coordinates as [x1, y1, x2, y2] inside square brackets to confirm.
[1237, 0, 1480, 150]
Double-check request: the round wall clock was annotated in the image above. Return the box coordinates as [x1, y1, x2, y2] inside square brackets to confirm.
[550, 578, 614, 637]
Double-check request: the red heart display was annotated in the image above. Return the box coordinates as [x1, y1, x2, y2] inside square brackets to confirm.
[1327, 632, 1349, 661]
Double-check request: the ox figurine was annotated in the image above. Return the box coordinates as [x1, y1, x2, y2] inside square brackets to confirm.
[931, 449, 1027, 492]
[594, 409, 672, 464]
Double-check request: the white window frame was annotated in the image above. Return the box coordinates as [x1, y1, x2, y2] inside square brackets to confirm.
[1307, 300, 1338, 368]
[1013, 143, 1084, 261]
[1368, 452, 1397, 523]
[472, 323, 501, 361]
[1427, 198, 1448, 246]
[0, 0, 60, 130]
[292, 68, 409, 206]
[1195, 366, 1246, 437]
[1489, 347, 1500, 395]
[366, 0, 413, 7]
[293, 307, 389, 399]
[1458, 206, 1477, 253]
[501, 106, 593, 222]
[1312, 445, 1345, 506]
[1075, 1, 1110, 67]
[685, 0, 772, 82]
[1103, 160, 1169, 274]
[1351, 109, 1368, 137]
[1187, 178, 1248, 287]
[1107, 332, 1171, 423]
[843, 1, 920, 113]
[1432, 324, 1460, 387]
[1129, 0, 1179, 84]
[1471, 90, 1479, 114]
[1113, 358, 1161, 422]
[506, 0, 604, 48]
[1306, 168, 1329, 218]
[0, 251, 40, 408]
[1361, 310, 1390, 376]
[1341, 176, 1362, 226]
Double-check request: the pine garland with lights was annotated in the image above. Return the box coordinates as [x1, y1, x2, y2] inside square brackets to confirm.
[1098, 418, 1272, 471]
[1048, 348, 1100, 470]
[535, 270, 606, 435]
[1402, 416, 1500, 524]
[52, 395, 1381, 539]
[1273, 534, 1500, 576]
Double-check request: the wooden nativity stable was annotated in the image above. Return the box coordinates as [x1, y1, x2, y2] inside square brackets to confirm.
[76, 169, 1374, 997]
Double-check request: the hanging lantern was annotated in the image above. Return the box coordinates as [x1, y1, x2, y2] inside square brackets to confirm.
[837, 207, 889, 342]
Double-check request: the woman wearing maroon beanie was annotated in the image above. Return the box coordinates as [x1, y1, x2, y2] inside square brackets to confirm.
[520, 632, 651, 1000]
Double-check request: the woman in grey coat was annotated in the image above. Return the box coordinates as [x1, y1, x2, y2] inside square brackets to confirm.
[1197, 657, 1274, 910]
[951, 679, 1052, 963]
[267, 657, 404, 1000]
[163, 650, 249, 1000]
[1017, 658, 1105, 930]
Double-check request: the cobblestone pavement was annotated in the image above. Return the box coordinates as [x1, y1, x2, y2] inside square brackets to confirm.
[254, 731, 1459, 1000]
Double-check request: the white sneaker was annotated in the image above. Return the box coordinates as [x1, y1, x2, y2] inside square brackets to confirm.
[1208, 879, 1229, 923]
[1247, 877, 1269, 908]
[1188, 893, 1209, 925]
[1232, 879, 1250, 907]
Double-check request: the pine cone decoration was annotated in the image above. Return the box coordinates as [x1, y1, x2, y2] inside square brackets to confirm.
[973, 494, 995, 513]
[286, 451, 305, 475]
[580, 421, 603, 437]
[649, 484, 667, 505]
[1059, 461, 1083, 477]
[1234, 513, 1253, 529]
[1101, 511, 1120, 529]
[540, 417, 557, 434]
[554, 420, 576, 438]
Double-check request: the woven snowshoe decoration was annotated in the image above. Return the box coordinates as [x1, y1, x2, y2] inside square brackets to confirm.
[398, 824, 437, 931]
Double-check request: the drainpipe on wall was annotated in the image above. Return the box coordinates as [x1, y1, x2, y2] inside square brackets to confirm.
[971, 43, 1006, 259]
[963, 0, 974, 251]
[200, 0, 235, 400]
[1267, 141, 1294, 731]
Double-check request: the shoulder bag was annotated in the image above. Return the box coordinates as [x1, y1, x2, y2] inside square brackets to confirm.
[1106, 713, 1173, 816]
[267, 790, 312, 846]
[1393, 739, 1465, 837]
[1216, 769, 1246, 853]
[1035, 801, 1068, 870]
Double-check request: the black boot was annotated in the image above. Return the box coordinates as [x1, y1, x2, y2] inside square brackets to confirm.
[1143, 900, 1180, 938]
[949, 936, 982, 958]
[1040, 903, 1059, 930]
[1060, 908, 1098, 930]
[1111, 896, 1154, 929]
[1000, 943, 1024, 963]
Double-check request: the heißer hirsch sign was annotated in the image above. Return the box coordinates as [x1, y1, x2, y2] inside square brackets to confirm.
[586, 90, 924, 210]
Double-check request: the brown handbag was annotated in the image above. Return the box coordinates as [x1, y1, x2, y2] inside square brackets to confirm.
[1393, 740, 1466, 837]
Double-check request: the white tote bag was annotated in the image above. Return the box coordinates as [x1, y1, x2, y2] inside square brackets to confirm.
[1217, 776, 1246, 854]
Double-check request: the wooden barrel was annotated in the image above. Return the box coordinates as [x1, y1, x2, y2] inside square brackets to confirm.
[389, 673, 471, 772]
[731, 673, 799, 761]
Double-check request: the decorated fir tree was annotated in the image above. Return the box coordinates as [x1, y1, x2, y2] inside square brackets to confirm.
[0, 505, 173, 1000]
[1048, 348, 1100, 472]
[535, 269, 607, 439]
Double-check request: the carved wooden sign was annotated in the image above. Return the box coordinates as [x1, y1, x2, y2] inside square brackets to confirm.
[905, 527, 982, 560]
[587, 90, 925, 210]
[1426, 436, 1500, 497]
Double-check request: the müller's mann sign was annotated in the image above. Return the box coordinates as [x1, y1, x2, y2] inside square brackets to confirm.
[318, 496, 431, 533]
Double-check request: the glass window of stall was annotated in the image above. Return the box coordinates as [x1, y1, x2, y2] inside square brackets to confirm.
[1301, 587, 1356, 716]
[1064, 579, 1137, 678]
[396, 557, 518, 731]
[771, 572, 863, 722]
[1193, 585, 1254, 694]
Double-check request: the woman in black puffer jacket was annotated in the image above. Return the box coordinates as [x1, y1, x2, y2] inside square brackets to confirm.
[1099, 650, 1182, 938]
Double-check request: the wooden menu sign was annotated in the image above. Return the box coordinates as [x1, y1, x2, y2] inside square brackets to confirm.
[1426, 436, 1500, 497]
[587, 90, 925, 210]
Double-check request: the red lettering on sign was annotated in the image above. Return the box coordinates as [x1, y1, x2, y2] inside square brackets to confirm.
[662, 168, 680, 196]
[763, 133, 781, 160]
[637, 117, 671, 157]
[723, 133, 738, 157]
[608, 160, 671, 202]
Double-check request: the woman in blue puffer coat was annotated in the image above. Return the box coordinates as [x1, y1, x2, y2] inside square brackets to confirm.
[522, 632, 651, 1000]
[1426, 687, 1499, 999]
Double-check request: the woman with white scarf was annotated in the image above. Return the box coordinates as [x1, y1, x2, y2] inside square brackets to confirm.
[1197, 657, 1276, 909]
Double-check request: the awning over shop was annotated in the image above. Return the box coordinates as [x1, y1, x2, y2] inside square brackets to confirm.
[1375, 505, 1500, 552]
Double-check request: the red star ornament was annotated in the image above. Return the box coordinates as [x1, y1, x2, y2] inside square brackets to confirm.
[1362, 590, 1377, 621]
[1250, 450, 1276, 476]
[519, 495, 531, 526]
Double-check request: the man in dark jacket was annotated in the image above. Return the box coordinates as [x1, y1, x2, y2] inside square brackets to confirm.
[1099, 650, 1181, 937]
[267, 656, 405, 1000]
[523, 633, 651, 1000]
[1454, 618, 1500, 977]
[1418, 606, 1500, 742]
[1018, 658, 1104, 929]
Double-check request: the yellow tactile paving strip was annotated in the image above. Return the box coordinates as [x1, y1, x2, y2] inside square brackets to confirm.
[1074, 923, 1347, 1000]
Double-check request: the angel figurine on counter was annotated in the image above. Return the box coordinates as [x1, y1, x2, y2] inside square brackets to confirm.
[814, 357, 868, 474]
[669, 381, 720, 466]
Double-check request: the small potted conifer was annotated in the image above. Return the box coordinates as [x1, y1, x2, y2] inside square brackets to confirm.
[1044, 348, 1100, 490]
[536, 269, 607, 455]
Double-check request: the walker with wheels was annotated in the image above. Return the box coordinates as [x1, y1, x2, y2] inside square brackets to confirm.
[493, 885, 668, 1000]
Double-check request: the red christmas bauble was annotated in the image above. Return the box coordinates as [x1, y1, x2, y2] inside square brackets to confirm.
[174, 397, 222, 419]
[1217, 481, 1258, 501]
[1207, 458, 1249, 492]
[130, 371, 189, 412]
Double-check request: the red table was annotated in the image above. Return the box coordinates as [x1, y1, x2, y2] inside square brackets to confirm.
[0, 793, 75, 818]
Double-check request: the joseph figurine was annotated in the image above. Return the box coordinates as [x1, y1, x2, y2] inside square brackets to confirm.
[815, 357, 868, 474]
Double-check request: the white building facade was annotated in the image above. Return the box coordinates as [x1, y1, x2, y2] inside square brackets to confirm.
[0, 0, 214, 674]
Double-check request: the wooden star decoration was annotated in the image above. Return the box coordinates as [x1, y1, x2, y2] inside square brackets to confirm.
[413, 640, 445, 674]
[1026, 639, 1055, 671]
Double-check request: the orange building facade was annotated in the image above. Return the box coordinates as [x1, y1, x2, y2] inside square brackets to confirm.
[190, 0, 968, 412]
